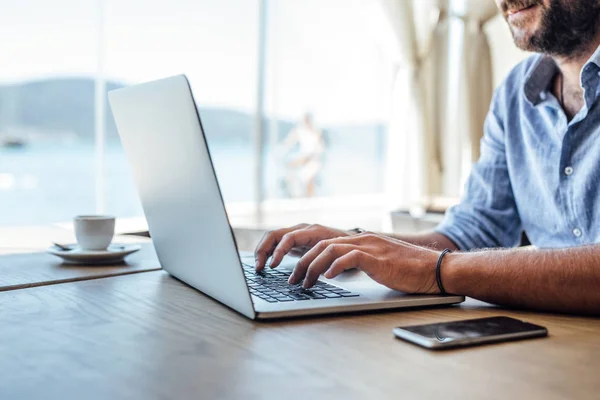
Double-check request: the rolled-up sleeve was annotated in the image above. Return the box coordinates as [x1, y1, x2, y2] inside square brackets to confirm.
[435, 91, 522, 250]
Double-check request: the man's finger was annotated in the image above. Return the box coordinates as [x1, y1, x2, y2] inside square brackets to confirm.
[324, 250, 372, 279]
[302, 244, 356, 288]
[289, 239, 329, 284]
[291, 234, 367, 281]
[270, 229, 321, 269]
[254, 231, 278, 271]
[254, 224, 307, 271]
[289, 236, 363, 284]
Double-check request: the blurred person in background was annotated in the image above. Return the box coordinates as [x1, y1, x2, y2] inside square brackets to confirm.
[278, 112, 325, 198]
[255, 0, 600, 315]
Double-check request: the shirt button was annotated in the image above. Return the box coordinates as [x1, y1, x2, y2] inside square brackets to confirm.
[565, 166, 574, 176]
[572, 228, 583, 238]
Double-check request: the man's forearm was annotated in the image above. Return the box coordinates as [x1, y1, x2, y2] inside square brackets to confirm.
[384, 231, 459, 251]
[443, 245, 600, 315]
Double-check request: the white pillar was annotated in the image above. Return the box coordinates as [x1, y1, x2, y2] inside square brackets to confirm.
[253, 0, 268, 224]
[94, 0, 106, 214]
[442, 1, 465, 197]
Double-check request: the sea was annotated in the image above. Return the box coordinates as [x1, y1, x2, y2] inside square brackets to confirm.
[0, 139, 385, 226]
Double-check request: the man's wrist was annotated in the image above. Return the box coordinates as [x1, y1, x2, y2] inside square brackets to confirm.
[439, 252, 465, 295]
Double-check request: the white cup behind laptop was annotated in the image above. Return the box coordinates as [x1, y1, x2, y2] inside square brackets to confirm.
[74, 215, 116, 251]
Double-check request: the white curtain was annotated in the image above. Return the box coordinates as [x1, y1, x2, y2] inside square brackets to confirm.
[445, 0, 498, 194]
[463, 2, 498, 163]
[379, 0, 448, 214]
[380, 0, 498, 210]
[420, 1, 450, 203]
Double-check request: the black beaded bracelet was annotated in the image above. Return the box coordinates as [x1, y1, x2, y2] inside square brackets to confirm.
[436, 249, 453, 295]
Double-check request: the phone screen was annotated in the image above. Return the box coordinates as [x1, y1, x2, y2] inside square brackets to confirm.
[394, 316, 548, 349]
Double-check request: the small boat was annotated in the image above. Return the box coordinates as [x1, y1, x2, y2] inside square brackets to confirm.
[1, 137, 26, 149]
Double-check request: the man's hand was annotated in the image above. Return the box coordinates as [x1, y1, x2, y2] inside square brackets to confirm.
[255, 223, 443, 294]
[289, 233, 441, 292]
[254, 224, 351, 271]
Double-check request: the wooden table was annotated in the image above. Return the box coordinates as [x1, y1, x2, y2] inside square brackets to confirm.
[1, 270, 599, 400]
[0, 225, 271, 292]
[0, 225, 160, 291]
[0, 243, 160, 292]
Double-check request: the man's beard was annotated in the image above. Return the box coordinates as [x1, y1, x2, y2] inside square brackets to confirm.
[505, 0, 600, 59]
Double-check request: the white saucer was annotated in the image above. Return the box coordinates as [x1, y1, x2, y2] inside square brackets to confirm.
[47, 244, 142, 265]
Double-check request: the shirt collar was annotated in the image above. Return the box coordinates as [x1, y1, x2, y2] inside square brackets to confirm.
[523, 55, 558, 106]
[523, 44, 600, 107]
[587, 44, 600, 69]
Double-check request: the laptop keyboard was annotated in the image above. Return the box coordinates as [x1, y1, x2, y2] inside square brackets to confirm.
[242, 263, 359, 303]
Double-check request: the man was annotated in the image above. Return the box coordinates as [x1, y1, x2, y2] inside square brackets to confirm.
[255, 0, 600, 315]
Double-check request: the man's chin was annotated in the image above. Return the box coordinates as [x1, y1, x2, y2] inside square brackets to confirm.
[509, 27, 539, 52]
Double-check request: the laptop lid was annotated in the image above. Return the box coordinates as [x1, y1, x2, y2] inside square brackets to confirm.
[108, 75, 255, 319]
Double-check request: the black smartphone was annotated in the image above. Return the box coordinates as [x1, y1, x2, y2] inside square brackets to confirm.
[393, 316, 548, 350]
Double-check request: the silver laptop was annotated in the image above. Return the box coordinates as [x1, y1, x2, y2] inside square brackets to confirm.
[108, 75, 464, 320]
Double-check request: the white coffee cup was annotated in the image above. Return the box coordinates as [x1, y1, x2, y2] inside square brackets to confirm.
[74, 215, 116, 251]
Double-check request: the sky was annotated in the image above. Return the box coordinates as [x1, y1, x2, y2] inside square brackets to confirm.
[0, 0, 399, 124]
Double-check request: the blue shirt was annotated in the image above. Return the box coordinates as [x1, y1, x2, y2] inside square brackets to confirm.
[436, 46, 600, 250]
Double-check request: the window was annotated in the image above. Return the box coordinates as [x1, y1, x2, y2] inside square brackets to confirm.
[0, 0, 258, 226]
[263, 0, 393, 201]
[0, 0, 98, 226]
[103, 0, 259, 211]
[1, 0, 394, 227]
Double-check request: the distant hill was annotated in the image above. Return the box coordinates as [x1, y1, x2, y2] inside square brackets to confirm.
[0, 77, 385, 149]
[0, 77, 258, 144]
[0, 77, 122, 142]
